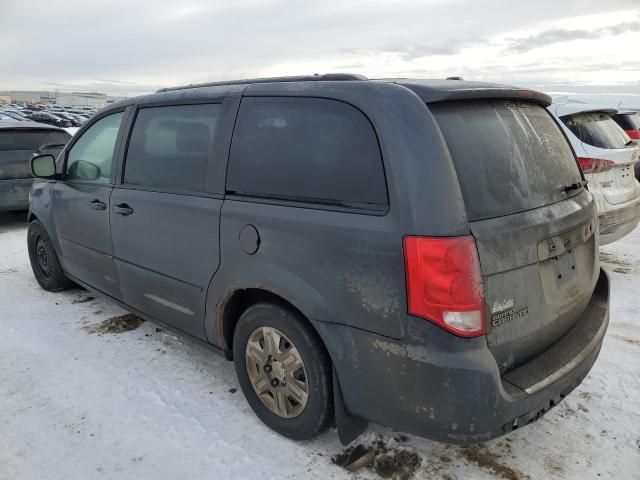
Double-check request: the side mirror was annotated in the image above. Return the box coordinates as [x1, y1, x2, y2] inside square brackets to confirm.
[31, 154, 56, 178]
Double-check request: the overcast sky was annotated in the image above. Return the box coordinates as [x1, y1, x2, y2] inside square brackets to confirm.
[1, 0, 639, 106]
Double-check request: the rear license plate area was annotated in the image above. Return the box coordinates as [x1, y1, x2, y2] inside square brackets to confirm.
[537, 218, 597, 306]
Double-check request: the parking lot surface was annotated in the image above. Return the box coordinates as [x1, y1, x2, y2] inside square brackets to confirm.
[1, 212, 638, 479]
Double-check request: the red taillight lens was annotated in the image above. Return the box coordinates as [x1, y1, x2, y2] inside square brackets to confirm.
[577, 157, 616, 174]
[403, 235, 485, 337]
[625, 130, 640, 140]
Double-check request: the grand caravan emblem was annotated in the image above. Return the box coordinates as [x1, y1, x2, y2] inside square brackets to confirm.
[491, 299, 529, 327]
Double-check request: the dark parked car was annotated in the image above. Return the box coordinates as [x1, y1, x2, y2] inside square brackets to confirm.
[47, 111, 82, 127]
[0, 119, 70, 211]
[27, 75, 609, 444]
[27, 111, 72, 128]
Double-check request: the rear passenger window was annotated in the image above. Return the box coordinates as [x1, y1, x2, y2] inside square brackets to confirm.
[227, 97, 387, 207]
[561, 112, 630, 149]
[124, 104, 221, 193]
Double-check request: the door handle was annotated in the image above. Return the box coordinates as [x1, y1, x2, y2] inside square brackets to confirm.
[89, 199, 107, 210]
[113, 203, 134, 216]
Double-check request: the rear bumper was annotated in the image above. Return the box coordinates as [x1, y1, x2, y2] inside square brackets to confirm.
[598, 196, 640, 245]
[0, 178, 32, 212]
[317, 269, 609, 444]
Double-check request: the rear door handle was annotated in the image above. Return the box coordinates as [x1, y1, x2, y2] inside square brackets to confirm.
[113, 203, 134, 216]
[89, 199, 106, 210]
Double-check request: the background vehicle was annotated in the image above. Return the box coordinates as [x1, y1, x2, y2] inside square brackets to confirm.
[0, 119, 70, 211]
[0, 110, 30, 121]
[26, 111, 72, 128]
[67, 112, 88, 125]
[49, 111, 82, 127]
[28, 75, 609, 445]
[612, 111, 640, 180]
[550, 104, 640, 244]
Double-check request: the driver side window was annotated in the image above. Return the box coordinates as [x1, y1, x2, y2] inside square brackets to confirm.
[66, 112, 124, 183]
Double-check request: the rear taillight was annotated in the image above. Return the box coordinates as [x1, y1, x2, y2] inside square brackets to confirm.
[625, 130, 640, 140]
[577, 157, 616, 174]
[403, 236, 485, 337]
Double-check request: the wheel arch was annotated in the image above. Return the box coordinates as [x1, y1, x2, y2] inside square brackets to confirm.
[219, 287, 321, 360]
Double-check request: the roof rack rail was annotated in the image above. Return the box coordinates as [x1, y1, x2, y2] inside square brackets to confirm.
[156, 73, 368, 93]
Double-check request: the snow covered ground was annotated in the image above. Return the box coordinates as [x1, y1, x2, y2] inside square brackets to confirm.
[0, 212, 638, 480]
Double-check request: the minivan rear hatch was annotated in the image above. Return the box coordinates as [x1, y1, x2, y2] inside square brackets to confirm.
[430, 100, 600, 373]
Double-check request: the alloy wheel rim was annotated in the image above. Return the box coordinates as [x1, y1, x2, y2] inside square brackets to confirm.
[245, 326, 309, 418]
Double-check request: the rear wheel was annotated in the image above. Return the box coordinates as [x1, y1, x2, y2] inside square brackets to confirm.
[27, 220, 73, 291]
[233, 302, 333, 440]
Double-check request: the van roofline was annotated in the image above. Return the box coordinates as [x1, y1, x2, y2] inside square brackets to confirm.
[155, 73, 368, 92]
[153, 73, 551, 106]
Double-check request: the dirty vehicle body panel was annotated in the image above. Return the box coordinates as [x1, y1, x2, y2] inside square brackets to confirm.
[0, 120, 70, 211]
[29, 76, 609, 443]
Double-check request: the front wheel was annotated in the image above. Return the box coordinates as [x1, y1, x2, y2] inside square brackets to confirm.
[233, 302, 333, 440]
[27, 220, 73, 291]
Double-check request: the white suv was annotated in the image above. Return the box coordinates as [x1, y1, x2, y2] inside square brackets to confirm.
[550, 104, 640, 245]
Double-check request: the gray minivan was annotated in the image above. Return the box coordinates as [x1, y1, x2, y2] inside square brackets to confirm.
[27, 75, 609, 444]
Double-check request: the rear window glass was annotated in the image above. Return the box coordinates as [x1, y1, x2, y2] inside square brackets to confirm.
[430, 100, 582, 221]
[612, 113, 640, 131]
[227, 97, 387, 208]
[0, 129, 70, 151]
[561, 112, 630, 149]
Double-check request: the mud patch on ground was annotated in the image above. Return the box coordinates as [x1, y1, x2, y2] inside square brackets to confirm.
[613, 334, 640, 347]
[72, 296, 96, 304]
[457, 444, 527, 480]
[82, 314, 144, 335]
[332, 433, 421, 479]
[577, 402, 589, 413]
[613, 266, 633, 274]
[579, 391, 592, 401]
[421, 445, 457, 479]
[599, 252, 637, 274]
[599, 251, 630, 267]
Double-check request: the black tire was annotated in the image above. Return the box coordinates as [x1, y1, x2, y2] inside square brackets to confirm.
[233, 302, 333, 440]
[27, 220, 73, 291]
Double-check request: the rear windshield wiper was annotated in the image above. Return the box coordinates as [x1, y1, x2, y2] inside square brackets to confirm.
[562, 180, 588, 193]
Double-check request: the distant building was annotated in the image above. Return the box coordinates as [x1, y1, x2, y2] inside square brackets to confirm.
[0, 90, 128, 108]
